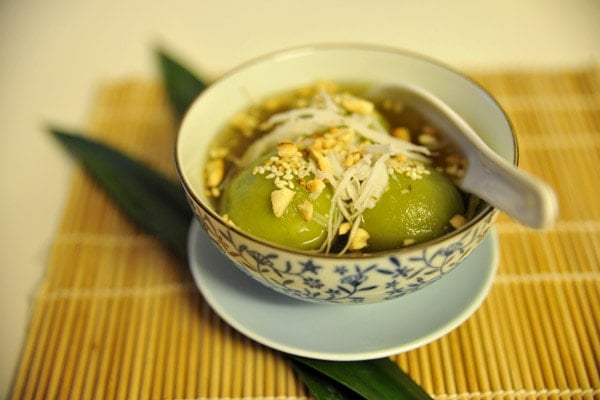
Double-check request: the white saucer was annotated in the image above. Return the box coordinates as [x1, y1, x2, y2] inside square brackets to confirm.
[188, 220, 498, 361]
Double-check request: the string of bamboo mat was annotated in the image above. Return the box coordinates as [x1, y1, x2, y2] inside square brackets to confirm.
[10, 67, 600, 399]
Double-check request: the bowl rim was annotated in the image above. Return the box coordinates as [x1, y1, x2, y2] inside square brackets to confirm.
[175, 42, 517, 260]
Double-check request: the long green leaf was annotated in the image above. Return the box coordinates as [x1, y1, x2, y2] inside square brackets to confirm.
[49, 128, 192, 259]
[291, 360, 364, 399]
[290, 356, 433, 400]
[156, 47, 208, 119]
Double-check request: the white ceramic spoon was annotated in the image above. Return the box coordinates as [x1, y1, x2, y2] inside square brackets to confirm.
[367, 83, 558, 229]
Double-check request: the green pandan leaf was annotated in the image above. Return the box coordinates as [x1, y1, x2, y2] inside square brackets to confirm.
[156, 47, 208, 119]
[49, 128, 192, 259]
[291, 360, 364, 399]
[290, 356, 433, 400]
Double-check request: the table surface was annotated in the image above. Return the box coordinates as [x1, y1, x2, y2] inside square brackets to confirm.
[1, 0, 599, 397]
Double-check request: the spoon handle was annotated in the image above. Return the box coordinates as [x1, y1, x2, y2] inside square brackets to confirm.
[460, 148, 558, 229]
[416, 90, 558, 229]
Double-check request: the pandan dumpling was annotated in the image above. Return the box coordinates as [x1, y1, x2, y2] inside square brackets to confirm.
[362, 165, 464, 251]
[219, 153, 332, 250]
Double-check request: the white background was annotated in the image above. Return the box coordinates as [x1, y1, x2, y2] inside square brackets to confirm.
[1, 0, 598, 395]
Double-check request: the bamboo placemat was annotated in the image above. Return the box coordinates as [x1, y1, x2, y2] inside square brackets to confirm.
[10, 67, 600, 399]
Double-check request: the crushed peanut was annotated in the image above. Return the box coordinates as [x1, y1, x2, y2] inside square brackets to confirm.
[209, 147, 228, 159]
[310, 149, 333, 173]
[276, 141, 300, 158]
[271, 188, 295, 218]
[418, 133, 438, 146]
[381, 98, 405, 113]
[297, 200, 314, 222]
[231, 111, 259, 137]
[221, 214, 238, 228]
[392, 127, 411, 142]
[205, 158, 225, 188]
[343, 152, 361, 168]
[445, 164, 459, 177]
[306, 178, 326, 195]
[449, 214, 467, 229]
[403, 238, 416, 246]
[338, 221, 352, 235]
[339, 93, 375, 114]
[349, 228, 370, 250]
[263, 95, 290, 112]
[443, 154, 466, 179]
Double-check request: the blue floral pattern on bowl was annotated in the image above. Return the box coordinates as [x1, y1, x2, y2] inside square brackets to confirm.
[192, 200, 496, 304]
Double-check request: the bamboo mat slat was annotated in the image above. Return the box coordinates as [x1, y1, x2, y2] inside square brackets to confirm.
[10, 68, 600, 399]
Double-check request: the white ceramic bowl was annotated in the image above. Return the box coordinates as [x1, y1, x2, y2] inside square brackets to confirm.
[176, 44, 514, 304]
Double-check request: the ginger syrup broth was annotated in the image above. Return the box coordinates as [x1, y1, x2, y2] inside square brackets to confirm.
[202, 81, 479, 254]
